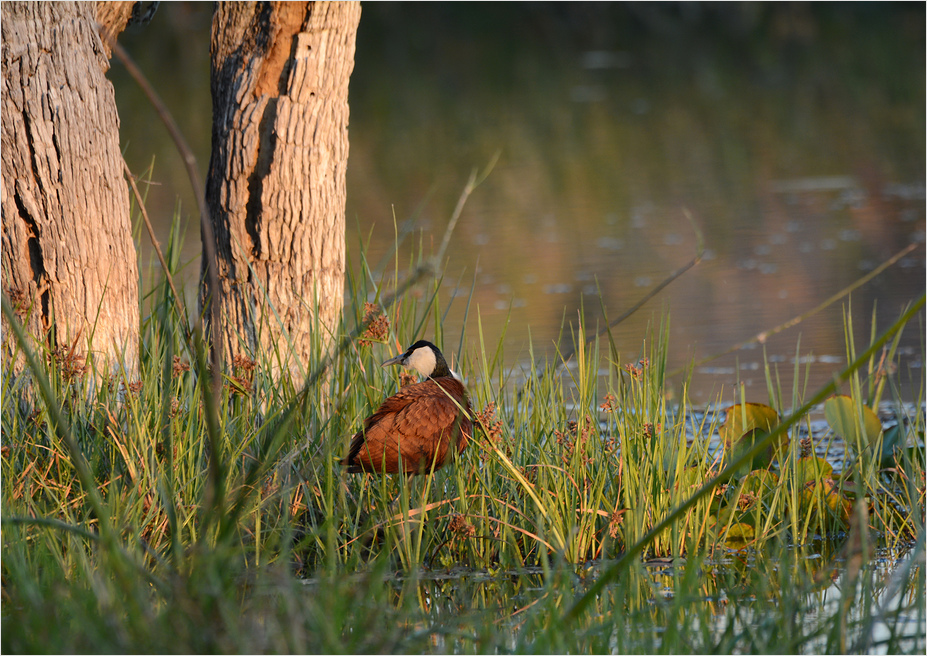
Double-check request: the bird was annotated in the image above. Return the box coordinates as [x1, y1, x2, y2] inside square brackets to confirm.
[342, 340, 472, 475]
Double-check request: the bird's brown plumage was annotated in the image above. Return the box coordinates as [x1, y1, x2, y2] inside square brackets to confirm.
[342, 376, 472, 475]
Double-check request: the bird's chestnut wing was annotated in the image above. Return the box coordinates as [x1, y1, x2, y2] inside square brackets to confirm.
[346, 380, 470, 473]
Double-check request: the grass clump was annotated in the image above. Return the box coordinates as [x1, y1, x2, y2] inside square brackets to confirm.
[1, 217, 924, 652]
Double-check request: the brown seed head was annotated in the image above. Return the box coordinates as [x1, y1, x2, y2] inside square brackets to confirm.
[172, 355, 191, 378]
[475, 402, 503, 443]
[799, 436, 813, 458]
[600, 393, 618, 413]
[359, 302, 390, 346]
[608, 510, 625, 539]
[449, 513, 476, 538]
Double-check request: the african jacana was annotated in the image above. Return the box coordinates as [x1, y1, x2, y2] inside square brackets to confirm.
[342, 340, 472, 475]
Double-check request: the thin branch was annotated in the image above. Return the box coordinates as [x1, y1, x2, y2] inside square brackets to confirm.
[435, 152, 500, 267]
[97, 24, 227, 542]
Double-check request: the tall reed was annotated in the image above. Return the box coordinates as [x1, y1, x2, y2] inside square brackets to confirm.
[1, 209, 923, 652]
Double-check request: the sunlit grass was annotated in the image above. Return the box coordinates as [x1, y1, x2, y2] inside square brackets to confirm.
[1, 211, 924, 653]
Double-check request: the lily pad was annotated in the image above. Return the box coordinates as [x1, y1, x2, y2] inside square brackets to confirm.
[878, 424, 909, 468]
[799, 478, 851, 528]
[721, 403, 788, 470]
[740, 469, 779, 496]
[725, 522, 755, 543]
[793, 456, 834, 488]
[824, 395, 882, 452]
[721, 403, 780, 444]
[731, 471, 777, 533]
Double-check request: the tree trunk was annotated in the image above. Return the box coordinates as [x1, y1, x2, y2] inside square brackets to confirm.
[95, 1, 138, 57]
[2, 1, 140, 378]
[205, 1, 360, 383]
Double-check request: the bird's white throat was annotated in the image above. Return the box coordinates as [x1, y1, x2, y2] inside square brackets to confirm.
[406, 346, 437, 377]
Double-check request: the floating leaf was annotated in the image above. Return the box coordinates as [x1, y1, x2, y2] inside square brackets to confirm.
[725, 522, 755, 543]
[877, 424, 910, 468]
[739, 469, 779, 497]
[732, 470, 778, 530]
[824, 395, 882, 453]
[720, 403, 788, 470]
[720, 403, 780, 444]
[793, 456, 834, 488]
[799, 478, 851, 528]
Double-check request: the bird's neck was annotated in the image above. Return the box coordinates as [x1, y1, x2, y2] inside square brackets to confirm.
[429, 353, 455, 379]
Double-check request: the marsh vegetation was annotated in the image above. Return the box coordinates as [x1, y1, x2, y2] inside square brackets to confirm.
[2, 213, 923, 652]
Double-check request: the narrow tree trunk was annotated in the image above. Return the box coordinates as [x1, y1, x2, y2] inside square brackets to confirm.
[2, 1, 140, 378]
[205, 1, 360, 383]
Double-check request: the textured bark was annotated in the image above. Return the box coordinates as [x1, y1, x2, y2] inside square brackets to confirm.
[95, 1, 159, 56]
[205, 1, 360, 382]
[95, 1, 135, 56]
[1, 1, 140, 376]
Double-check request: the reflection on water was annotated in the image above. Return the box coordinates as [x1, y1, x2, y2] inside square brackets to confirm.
[301, 546, 924, 653]
[112, 4, 925, 404]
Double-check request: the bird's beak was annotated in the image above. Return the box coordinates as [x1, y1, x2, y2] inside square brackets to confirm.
[381, 353, 405, 368]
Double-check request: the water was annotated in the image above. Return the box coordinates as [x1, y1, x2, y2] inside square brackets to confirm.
[112, 4, 925, 405]
[299, 547, 925, 653]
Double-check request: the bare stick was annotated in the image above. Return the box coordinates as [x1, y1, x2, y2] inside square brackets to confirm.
[435, 152, 500, 267]
[98, 25, 227, 533]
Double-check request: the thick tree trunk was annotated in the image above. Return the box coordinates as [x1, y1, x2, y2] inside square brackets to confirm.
[205, 1, 360, 383]
[1, 1, 140, 377]
[95, 1, 136, 57]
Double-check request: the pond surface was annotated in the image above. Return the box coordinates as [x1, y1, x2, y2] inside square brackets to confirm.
[113, 4, 925, 405]
[300, 546, 924, 653]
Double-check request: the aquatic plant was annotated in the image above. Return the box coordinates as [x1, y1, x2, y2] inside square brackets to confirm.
[2, 200, 923, 652]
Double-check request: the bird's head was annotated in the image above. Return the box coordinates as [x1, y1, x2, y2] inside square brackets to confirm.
[382, 340, 457, 379]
